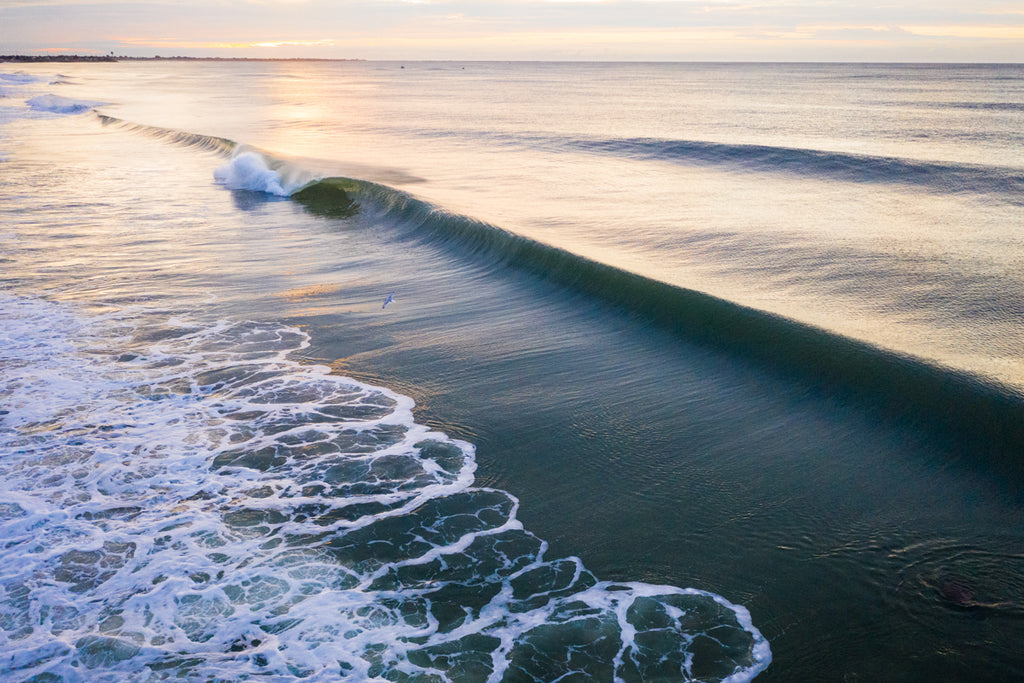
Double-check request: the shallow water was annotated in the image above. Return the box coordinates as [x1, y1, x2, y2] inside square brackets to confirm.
[2, 61, 1023, 681]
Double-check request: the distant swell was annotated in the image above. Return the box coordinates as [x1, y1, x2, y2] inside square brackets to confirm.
[0, 72, 43, 84]
[569, 137, 1024, 199]
[923, 101, 1024, 112]
[425, 129, 1024, 202]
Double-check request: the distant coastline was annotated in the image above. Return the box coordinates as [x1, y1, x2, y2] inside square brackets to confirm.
[1, 55, 364, 63]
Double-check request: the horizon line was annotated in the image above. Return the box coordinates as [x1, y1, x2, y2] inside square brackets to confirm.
[2, 54, 1023, 65]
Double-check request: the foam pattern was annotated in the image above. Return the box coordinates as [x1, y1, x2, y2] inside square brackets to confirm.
[0, 294, 769, 682]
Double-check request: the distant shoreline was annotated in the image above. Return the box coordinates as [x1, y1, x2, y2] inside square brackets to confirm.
[1, 55, 364, 63]
[2, 55, 1018, 66]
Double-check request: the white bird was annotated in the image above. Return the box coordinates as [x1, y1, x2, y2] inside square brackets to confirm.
[382, 292, 395, 309]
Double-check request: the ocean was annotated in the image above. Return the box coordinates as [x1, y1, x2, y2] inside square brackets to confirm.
[1, 60, 1022, 681]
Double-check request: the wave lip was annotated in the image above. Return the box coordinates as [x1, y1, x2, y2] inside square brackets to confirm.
[214, 150, 290, 196]
[212, 148, 319, 197]
[90, 114, 318, 197]
[95, 113, 238, 156]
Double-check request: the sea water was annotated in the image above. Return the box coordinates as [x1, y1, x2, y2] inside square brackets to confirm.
[1, 61, 1023, 681]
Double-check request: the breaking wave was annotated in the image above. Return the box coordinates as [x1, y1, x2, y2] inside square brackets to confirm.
[214, 151, 291, 196]
[90, 111, 1024, 460]
[284, 175, 1024, 462]
[96, 114, 316, 194]
[27, 94, 106, 115]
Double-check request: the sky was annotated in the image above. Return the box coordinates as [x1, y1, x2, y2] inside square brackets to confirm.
[1, 0, 1022, 62]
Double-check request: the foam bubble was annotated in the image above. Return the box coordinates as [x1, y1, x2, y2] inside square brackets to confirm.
[0, 293, 771, 681]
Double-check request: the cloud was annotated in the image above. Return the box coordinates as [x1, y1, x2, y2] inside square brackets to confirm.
[2, 0, 1022, 60]
[117, 37, 339, 49]
[903, 24, 1024, 39]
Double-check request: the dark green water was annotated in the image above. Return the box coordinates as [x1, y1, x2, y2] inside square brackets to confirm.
[284, 208, 1024, 682]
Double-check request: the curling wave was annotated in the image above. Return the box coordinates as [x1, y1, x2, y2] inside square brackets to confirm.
[296, 175, 1024, 460]
[95, 114, 1024, 459]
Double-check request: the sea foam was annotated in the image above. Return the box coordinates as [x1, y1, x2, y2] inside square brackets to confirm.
[0, 72, 44, 84]
[26, 94, 105, 115]
[0, 293, 771, 681]
[214, 150, 291, 196]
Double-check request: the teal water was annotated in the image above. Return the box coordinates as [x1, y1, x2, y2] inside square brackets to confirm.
[2, 61, 1024, 681]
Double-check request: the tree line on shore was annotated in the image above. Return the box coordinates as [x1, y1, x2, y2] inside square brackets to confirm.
[2, 55, 364, 62]
[2, 55, 118, 62]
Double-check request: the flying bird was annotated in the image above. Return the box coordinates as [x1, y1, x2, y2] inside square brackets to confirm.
[382, 292, 395, 309]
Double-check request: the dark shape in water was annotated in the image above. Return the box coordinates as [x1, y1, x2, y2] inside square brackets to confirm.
[939, 577, 976, 608]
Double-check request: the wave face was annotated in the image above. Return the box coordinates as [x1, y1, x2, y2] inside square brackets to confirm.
[0, 293, 770, 682]
[296, 176, 1024, 459]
